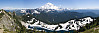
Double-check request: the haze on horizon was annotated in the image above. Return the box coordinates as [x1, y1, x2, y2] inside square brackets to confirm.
[0, 0, 99, 9]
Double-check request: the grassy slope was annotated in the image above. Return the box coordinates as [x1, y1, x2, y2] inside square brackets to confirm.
[0, 13, 4, 19]
[80, 25, 99, 33]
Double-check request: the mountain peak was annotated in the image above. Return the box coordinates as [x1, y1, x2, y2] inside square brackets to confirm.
[39, 3, 60, 10]
[46, 2, 54, 6]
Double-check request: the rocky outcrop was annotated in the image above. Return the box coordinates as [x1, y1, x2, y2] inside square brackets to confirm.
[0, 10, 16, 31]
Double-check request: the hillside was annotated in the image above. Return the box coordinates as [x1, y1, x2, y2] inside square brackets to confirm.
[0, 9, 17, 33]
[80, 25, 99, 33]
[1, 9, 99, 33]
[0, 9, 47, 33]
[76, 17, 99, 33]
[0, 9, 27, 33]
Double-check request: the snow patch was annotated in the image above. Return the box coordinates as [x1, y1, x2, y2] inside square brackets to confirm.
[21, 17, 95, 31]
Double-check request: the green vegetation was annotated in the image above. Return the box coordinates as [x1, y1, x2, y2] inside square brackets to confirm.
[80, 25, 99, 33]
[0, 9, 4, 19]
[6, 11, 12, 17]
[78, 17, 99, 32]
[34, 11, 85, 24]
[13, 13, 27, 33]
[0, 13, 4, 19]
[13, 12, 47, 33]
[73, 17, 99, 33]
[0, 9, 47, 33]
[1, 9, 99, 33]
[22, 14, 34, 22]
[22, 14, 58, 25]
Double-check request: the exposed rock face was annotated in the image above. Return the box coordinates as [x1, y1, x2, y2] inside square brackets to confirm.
[0, 10, 16, 31]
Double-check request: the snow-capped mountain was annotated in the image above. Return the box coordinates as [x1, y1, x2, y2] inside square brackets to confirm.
[39, 2, 61, 10]
[20, 9, 26, 13]
[32, 10, 40, 14]
[20, 3, 91, 14]
[38, 2, 81, 11]
[36, 2, 65, 12]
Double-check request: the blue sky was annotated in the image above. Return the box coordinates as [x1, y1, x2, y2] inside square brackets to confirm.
[0, 0, 99, 9]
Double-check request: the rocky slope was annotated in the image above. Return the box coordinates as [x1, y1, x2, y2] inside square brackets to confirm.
[0, 9, 17, 32]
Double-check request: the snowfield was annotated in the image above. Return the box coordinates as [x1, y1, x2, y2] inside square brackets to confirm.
[40, 2, 60, 10]
[21, 17, 95, 31]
